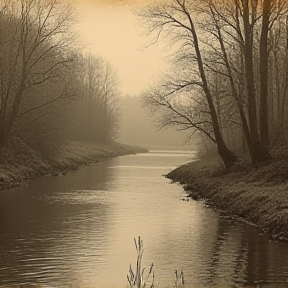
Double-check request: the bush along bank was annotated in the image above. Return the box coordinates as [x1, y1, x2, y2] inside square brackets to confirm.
[0, 139, 148, 191]
[166, 148, 288, 242]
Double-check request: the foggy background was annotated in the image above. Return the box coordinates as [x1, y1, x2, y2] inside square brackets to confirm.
[118, 96, 191, 149]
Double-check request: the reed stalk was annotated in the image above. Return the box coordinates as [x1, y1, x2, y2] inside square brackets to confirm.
[127, 236, 154, 288]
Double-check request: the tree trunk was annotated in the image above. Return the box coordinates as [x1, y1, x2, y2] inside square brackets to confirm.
[211, 8, 253, 158]
[259, 0, 271, 148]
[242, 0, 271, 164]
[281, 15, 288, 134]
[185, 8, 238, 168]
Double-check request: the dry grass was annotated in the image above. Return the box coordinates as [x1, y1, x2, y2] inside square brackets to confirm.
[127, 237, 155, 288]
[0, 139, 147, 190]
[166, 147, 288, 241]
[127, 237, 185, 288]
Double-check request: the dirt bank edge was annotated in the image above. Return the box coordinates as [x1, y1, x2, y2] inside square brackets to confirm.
[0, 141, 148, 191]
[166, 158, 288, 242]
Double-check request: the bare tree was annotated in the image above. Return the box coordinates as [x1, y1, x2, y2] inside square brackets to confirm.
[0, 0, 75, 146]
[142, 75, 215, 144]
[195, 0, 288, 164]
[72, 54, 120, 143]
[139, 0, 238, 168]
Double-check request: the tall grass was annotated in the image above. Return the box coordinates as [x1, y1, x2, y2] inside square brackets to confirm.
[174, 270, 184, 288]
[127, 237, 154, 288]
[127, 237, 185, 288]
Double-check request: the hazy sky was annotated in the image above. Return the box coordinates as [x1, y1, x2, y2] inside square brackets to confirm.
[73, 0, 168, 96]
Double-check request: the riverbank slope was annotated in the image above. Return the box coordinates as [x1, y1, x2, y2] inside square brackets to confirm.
[166, 147, 288, 241]
[0, 140, 148, 190]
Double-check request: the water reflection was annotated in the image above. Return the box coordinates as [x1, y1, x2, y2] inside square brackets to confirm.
[0, 161, 115, 287]
[0, 152, 288, 288]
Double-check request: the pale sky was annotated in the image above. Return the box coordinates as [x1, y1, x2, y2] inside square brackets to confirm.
[73, 0, 168, 96]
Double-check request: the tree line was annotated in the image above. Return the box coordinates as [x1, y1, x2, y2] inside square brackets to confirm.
[0, 0, 119, 157]
[140, 0, 288, 168]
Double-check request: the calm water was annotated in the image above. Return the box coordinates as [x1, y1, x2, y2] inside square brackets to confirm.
[1, 151, 288, 288]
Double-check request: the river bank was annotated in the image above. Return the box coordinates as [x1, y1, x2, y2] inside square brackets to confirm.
[166, 147, 288, 242]
[0, 140, 148, 190]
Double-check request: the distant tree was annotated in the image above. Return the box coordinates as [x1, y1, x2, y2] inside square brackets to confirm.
[0, 0, 75, 146]
[12, 50, 82, 155]
[87, 56, 120, 142]
[71, 54, 120, 143]
[268, 8, 288, 142]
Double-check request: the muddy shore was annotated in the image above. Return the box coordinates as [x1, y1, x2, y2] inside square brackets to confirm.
[166, 151, 288, 242]
[0, 141, 148, 191]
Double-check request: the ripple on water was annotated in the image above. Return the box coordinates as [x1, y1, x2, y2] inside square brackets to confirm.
[1, 152, 288, 288]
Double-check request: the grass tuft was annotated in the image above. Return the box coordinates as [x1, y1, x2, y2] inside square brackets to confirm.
[166, 148, 288, 241]
[174, 269, 185, 288]
[127, 236, 155, 288]
[127, 237, 186, 288]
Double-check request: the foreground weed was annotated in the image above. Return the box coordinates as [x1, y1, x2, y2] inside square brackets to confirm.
[174, 269, 184, 288]
[127, 236, 154, 288]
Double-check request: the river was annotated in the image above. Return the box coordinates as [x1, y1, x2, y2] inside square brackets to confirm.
[1, 150, 288, 288]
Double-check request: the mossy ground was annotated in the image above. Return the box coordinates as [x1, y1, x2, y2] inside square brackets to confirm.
[166, 146, 288, 241]
[0, 139, 147, 190]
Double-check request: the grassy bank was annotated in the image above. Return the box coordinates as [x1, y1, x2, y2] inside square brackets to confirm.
[166, 147, 288, 242]
[0, 139, 148, 190]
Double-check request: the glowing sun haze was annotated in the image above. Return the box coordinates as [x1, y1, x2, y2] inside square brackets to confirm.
[72, 0, 168, 96]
